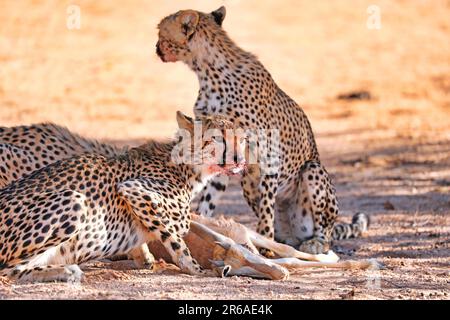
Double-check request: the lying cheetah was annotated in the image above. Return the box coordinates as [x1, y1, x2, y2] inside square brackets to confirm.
[0, 123, 125, 189]
[0, 112, 245, 282]
[156, 7, 369, 254]
[0, 123, 159, 267]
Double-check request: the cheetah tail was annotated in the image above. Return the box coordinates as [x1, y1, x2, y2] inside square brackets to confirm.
[331, 212, 370, 241]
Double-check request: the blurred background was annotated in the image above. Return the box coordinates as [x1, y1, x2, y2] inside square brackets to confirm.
[1, 0, 449, 143]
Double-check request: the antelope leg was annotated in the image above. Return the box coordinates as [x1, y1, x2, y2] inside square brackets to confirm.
[248, 229, 340, 263]
[273, 257, 381, 271]
[190, 221, 288, 280]
[214, 241, 289, 280]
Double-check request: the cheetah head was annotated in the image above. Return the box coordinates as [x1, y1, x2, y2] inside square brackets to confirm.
[156, 6, 226, 63]
[175, 111, 246, 176]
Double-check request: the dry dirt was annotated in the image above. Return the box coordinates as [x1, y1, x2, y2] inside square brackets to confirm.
[0, 0, 449, 300]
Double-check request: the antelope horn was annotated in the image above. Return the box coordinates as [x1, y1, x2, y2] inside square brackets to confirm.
[220, 242, 290, 280]
[215, 241, 232, 250]
[190, 221, 225, 243]
[209, 259, 225, 267]
[213, 265, 232, 278]
[226, 266, 274, 280]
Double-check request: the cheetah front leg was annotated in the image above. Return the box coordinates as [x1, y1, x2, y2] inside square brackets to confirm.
[117, 179, 215, 277]
[241, 166, 279, 257]
[128, 243, 155, 269]
[255, 175, 279, 241]
[292, 161, 338, 254]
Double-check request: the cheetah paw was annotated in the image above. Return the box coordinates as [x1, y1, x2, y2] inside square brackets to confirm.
[65, 264, 84, 284]
[298, 238, 330, 255]
[259, 248, 276, 258]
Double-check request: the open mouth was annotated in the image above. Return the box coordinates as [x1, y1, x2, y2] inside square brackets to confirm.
[220, 162, 247, 176]
[159, 53, 177, 63]
[156, 45, 165, 60]
[156, 46, 177, 63]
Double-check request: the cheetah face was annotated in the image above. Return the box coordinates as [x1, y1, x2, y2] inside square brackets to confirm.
[203, 125, 247, 177]
[156, 11, 194, 63]
[156, 7, 226, 63]
[176, 111, 246, 176]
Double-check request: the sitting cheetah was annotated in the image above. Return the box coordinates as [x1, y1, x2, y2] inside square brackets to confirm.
[156, 7, 369, 254]
[0, 112, 245, 282]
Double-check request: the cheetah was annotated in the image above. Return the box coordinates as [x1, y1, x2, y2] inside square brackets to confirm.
[0, 123, 126, 189]
[0, 123, 158, 267]
[156, 7, 369, 254]
[0, 112, 246, 282]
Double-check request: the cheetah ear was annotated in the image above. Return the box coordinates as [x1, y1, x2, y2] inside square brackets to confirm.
[176, 111, 194, 133]
[211, 6, 226, 26]
[178, 10, 199, 36]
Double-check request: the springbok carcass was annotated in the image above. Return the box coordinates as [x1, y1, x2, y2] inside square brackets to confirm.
[144, 214, 379, 280]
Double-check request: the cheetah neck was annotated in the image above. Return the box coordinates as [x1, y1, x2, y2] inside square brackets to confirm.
[187, 28, 252, 71]
[188, 166, 221, 199]
[130, 140, 220, 200]
[186, 29, 275, 116]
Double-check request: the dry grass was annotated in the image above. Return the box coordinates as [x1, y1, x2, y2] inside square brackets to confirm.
[0, 0, 449, 299]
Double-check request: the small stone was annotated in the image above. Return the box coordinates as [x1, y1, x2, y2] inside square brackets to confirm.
[383, 201, 395, 210]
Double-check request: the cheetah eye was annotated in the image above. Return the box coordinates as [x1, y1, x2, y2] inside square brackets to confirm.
[211, 136, 224, 143]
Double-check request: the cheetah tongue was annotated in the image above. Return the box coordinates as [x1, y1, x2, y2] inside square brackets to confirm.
[225, 164, 245, 176]
[230, 167, 242, 174]
[208, 164, 244, 176]
[162, 53, 178, 62]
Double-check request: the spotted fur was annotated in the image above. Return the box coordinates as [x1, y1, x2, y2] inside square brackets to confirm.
[0, 123, 126, 189]
[156, 7, 369, 254]
[0, 113, 244, 282]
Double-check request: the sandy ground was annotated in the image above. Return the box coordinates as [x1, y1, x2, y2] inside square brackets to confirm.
[0, 0, 449, 299]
